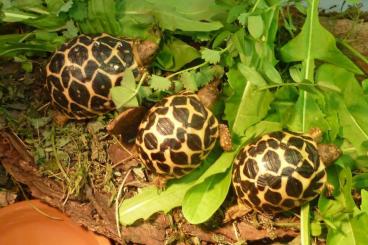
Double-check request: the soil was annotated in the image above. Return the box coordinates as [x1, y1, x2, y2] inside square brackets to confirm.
[1, 15, 367, 245]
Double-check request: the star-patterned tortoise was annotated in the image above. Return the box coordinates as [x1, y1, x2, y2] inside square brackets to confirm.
[232, 129, 341, 213]
[135, 91, 231, 183]
[45, 33, 157, 121]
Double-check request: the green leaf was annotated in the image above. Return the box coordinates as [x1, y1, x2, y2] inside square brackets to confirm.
[316, 64, 368, 154]
[78, 0, 121, 35]
[238, 63, 267, 86]
[353, 174, 368, 189]
[247, 15, 264, 39]
[262, 61, 282, 84]
[155, 37, 200, 71]
[119, 150, 220, 225]
[119, 186, 179, 225]
[243, 120, 283, 139]
[280, 0, 362, 75]
[153, 8, 223, 32]
[227, 4, 247, 23]
[289, 65, 303, 83]
[150, 75, 172, 91]
[68, 0, 87, 21]
[146, 0, 226, 21]
[201, 48, 221, 64]
[316, 80, 341, 93]
[319, 164, 355, 218]
[194, 65, 223, 88]
[180, 72, 197, 91]
[111, 69, 138, 108]
[62, 20, 79, 39]
[212, 30, 231, 48]
[361, 190, 368, 213]
[45, 0, 64, 13]
[224, 68, 273, 137]
[310, 221, 322, 236]
[238, 13, 249, 26]
[57, 0, 73, 14]
[287, 91, 330, 132]
[182, 168, 232, 224]
[327, 213, 368, 245]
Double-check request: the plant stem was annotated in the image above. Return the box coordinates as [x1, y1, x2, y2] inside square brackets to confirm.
[51, 126, 70, 184]
[166, 62, 208, 79]
[115, 169, 132, 238]
[337, 38, 368, 66]
[117, 72, 148, 108]
[301, 203, 311, 245]
[258, 82, 315, 90]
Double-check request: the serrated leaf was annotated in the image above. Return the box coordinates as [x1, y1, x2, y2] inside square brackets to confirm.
[238, 13, 249, 26]
[180, 72, 197, 91]
[248, 15, 264, 39]
[201, 48, 221, 64]
[138, 86, 152, 100]
[182, 168, 232, 224]
[62, 20, 78, 39]
[57, 0, 73, 14]
[111, 69, 138, 108]
[150, 75, 172, 91]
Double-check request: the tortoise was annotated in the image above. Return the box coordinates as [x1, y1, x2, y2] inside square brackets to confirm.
[232, 129, 341, 213]
[45, 33, 158, 123]
[135, 91, 231, 184]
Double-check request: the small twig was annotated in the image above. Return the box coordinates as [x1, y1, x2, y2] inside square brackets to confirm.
[115, 169, 132, 238]
[112, 156, 136, 168]
[112, 135, 133, 157]
[37, 102, 50, 112]
[232, 221, 240, 241]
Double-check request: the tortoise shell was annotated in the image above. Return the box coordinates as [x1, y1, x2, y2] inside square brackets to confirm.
[45, 33, 140, 119]
[136, 92, 219, 178]
[232, 131, 327, 213]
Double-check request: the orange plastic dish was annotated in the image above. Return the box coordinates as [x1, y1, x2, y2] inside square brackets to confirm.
[0, 200, 111, 245]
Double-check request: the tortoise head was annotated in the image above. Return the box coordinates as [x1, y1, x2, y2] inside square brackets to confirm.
[133, 40, 159, 66]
